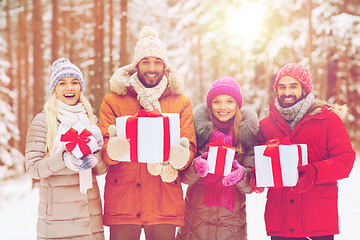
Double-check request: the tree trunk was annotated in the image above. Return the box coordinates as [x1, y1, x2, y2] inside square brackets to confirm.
[51, 0, 59, 62]
[24, 0, 30, 125]
[92, 0, 105, 116]
[120, 0, 128, 66]
[109, 0, 114, 75]
[307, 0, 313, 83]
[33, 0, 44, 116]
[16, 0, 27, 153]
[5, 0, 15, 147]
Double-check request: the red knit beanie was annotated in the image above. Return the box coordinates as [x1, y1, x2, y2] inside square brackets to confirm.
[273, 63, 313, 93]
[206, 77, 243, 108]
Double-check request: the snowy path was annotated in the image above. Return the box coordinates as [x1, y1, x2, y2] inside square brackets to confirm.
[1, 158, 359, 239]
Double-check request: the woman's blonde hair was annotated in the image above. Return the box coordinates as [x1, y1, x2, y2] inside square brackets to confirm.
[44, 93, 96, 155]
[207, 106, 243, 155]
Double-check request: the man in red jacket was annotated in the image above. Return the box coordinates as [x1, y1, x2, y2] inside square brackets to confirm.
[257, 63, 355, 240]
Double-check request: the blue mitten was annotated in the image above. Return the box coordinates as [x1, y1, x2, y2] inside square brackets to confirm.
[63, 151, 98, 172]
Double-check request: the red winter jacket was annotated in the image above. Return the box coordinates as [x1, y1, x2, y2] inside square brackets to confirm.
[258, 100, 355, 238]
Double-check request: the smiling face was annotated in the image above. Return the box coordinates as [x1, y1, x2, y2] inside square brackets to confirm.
[54, 76, 81, 106]
[137, 57, 165, 88]
[211, 95, 237, 122]
[277, 76, 307, 108]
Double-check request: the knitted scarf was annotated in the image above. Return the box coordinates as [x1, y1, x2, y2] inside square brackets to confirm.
[275, 93, 315, 130]
[129, 73, 168, 111]
[52, 99, 93, 194]
[56, 99, 89, 127]
[202, 117, 236, 212]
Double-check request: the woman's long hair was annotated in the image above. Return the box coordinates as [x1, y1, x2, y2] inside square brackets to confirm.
[207, 106, 243, 155]
[44, 93, 96, 155]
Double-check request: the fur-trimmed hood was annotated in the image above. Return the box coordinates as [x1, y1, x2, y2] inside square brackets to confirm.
[109, 64, 184, 96]
[308, 99, 348, 120]
[193, 103, 259, 150]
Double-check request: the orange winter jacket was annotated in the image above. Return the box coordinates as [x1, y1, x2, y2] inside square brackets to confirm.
[98, 64, 197, 226]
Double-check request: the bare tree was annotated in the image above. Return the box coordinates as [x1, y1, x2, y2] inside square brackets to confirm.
[32, 0, 44, 117]
[108, 0, 114, 75]
[5, 0, 15, 148]
[92, 0, 105, 115]
[120, 0, 128, 66]
[51, 0, 59, 62]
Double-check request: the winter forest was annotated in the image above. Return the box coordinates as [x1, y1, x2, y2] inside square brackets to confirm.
[1, 0, 360, 190]
[0, 0, 360, 239]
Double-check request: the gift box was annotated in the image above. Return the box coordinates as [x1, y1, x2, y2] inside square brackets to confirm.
[116, 109, 180, 163]
[206, 137, 236, 176]
[60, 122, 100, 158]
[254, 139, 308, 188]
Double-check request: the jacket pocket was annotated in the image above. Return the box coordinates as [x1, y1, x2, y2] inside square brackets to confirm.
[301, 185, 338, 233]
[265, 189, 283, 233]
[156, 179, 184, 217]
[104, 171, 137, 215]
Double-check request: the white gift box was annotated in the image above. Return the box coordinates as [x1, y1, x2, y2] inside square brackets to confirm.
[207, 145, 235, 176]
[254, 144, 308, 187]
[60, 122, 100, 159]
[115, 109, 180, 163]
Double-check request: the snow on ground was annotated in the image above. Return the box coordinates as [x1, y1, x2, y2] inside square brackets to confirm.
[0, 157, 359, 239]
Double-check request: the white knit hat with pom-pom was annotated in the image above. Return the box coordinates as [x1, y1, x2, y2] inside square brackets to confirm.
[133, 26, 168, 68]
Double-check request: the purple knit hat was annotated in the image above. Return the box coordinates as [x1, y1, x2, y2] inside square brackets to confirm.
[206, 77, 243, 108]
[273, 63, 313, 93]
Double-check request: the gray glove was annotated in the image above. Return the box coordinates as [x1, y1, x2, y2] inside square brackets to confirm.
[63, 151, 98, 172]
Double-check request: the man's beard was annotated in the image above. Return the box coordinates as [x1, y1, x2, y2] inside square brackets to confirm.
[137, 71, 164, 88]
[278, 94, 306, 108]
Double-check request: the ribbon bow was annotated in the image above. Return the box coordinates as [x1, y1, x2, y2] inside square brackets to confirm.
[60, 128, 92, 156]
[206, 135, 235, 150]
[262, 137, 304, 188]
[134, 108, 163, 118]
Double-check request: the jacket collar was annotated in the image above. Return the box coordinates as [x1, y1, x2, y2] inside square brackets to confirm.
[269, 98, 348, 138]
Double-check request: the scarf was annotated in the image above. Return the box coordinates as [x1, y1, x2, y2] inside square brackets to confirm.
[56, 99, 89, 127]
[129, 73, 168, 111]
[275, 93, 315, 130]
[52, 99, 93, 194]
[202, 117, 236, 212]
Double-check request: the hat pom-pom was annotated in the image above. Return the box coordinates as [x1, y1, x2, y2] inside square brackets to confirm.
[52, 58, 70, 70]
[139, 26, 158, 40]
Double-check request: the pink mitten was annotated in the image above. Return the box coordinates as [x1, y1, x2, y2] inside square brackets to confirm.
[193, 152, 209, 177]
[222, 160, 245, 186]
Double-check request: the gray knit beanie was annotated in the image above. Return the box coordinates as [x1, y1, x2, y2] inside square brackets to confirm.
[49, 58, 85, 94]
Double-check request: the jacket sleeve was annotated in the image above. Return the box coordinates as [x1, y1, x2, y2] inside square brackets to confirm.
[98, 95, 122, 166]
[235, 147, 255, 194]
[25, 113, 67, 179]
[312, 112, 355, 184]
[178, 97, 197, 170]
[179, 158, 202, 185]
[92, 150, 108, 175]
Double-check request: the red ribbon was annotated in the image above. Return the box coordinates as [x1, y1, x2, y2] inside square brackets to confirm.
[263, 138, 283, 187]
[206, 136, 235, 176]
[297, 145, 303, 166]
[125, 109, 170, 162]
[60, 128, 92, 156]
[263, 138, 302, 188]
